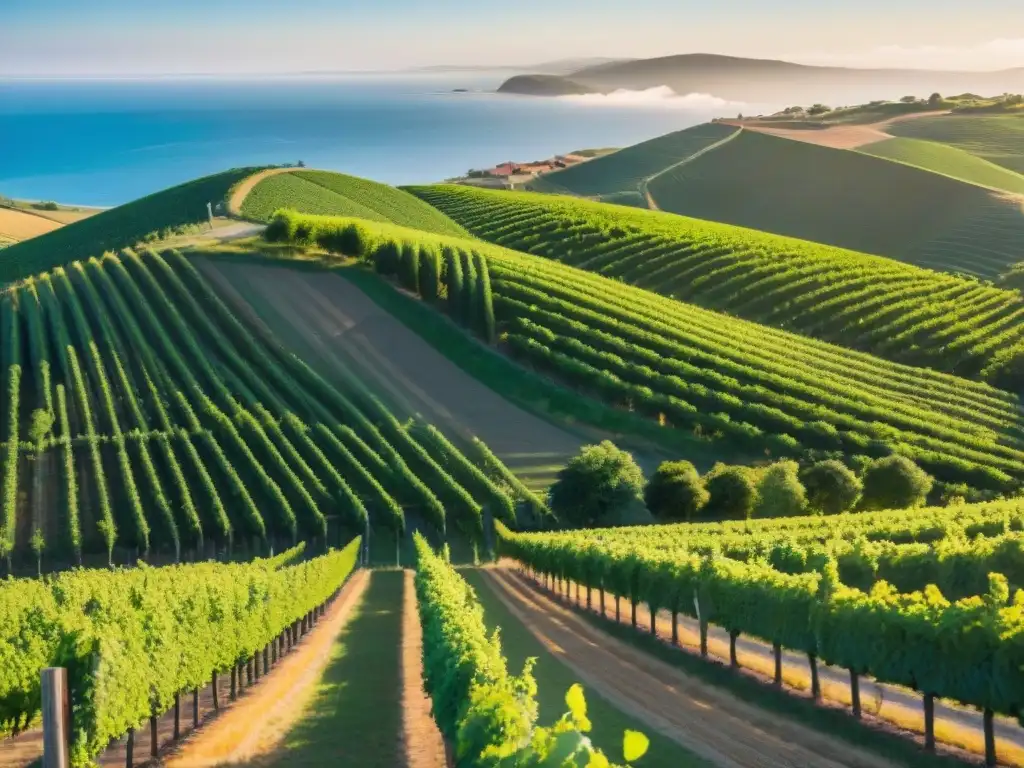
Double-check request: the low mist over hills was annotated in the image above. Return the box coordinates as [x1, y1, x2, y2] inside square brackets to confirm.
[499, 53, 1024, 104]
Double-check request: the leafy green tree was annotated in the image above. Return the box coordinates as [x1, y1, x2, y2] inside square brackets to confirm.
[928, 92, 944, 106]
[445, 248, 464, 322]
[474, 252, 496, 343]
[548, 441, 644, 528]
[800, 460, 861, 514]
[755, 460, 807, 517]
[27, 409, 53, 444]
[861, 456, 933, 510]
[644, 460, 708, 521]
[807, 104, 831, 115]
[900, 95, 919, 103]
[704, 464, 756, 519]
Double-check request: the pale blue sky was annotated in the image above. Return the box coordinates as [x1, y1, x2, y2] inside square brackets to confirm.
[2, 0, 1022, 75]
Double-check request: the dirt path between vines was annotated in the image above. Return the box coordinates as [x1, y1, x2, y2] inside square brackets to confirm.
[163, 570, 370, 768]
[400, 570, 449, 768]
[197, 260, 586, 488]
[482, 567, 897, 768]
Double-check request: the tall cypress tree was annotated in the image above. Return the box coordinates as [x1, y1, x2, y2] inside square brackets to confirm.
[460, 250, 476, 327]
[475, 253, 496, 343]
[446, 248, 463, 321]
[420, 245, 441, 303]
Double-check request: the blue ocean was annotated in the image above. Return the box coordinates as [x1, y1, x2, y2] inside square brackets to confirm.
[0, 73, 748, 207]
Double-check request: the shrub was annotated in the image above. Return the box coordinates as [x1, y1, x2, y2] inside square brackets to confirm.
[643, 460, 708, 521]
[704, 464, 757, 519]
[548, 440, 644, 528]
[445, 247, 464, 321]
[860, 455, 934, 510]
[374, 240, 401, 277]
[265, 209, 299, 242]
[474, 252, 496, 343]
[399, 243, 421, 293]
[420, 245, 441, 303]
[32, 202, 59, 211]
[754, 460, 807, 517]
[800, 460, 861, 514]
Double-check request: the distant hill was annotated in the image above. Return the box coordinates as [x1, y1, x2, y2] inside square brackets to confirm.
[498, 53, 1024, 104]
[645, 129, 1024, 279]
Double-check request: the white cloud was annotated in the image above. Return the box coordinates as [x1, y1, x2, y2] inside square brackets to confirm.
[789, 38, 1024, 72]
[558, 87, 744, 110]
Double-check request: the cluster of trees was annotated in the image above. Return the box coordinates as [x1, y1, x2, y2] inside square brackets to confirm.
[548, 440, 937, 528]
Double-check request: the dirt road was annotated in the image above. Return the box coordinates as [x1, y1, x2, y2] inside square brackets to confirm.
[734, 110, 952, 150]
[226, 168, 294, 217]
[197, 260, 587, 487]
[481, 567, 898, 768]
[533, 571, 1024, 765]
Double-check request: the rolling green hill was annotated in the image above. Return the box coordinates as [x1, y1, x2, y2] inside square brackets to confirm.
[268, 210, 1024, 495]
[408, 184, 1024, 388]
[529, 123, 739, 199]
[0, 247, 519, 568]
[860, 137, 1024, 195]
[886, 113, 1024, 174]
[240, 169, 468, 237]
[644, 129, 1024, 279]
[0, 168, 262, 285]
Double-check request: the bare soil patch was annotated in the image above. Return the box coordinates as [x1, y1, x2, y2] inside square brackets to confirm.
[400, 570, 449, 768]
[197, 260, 586, 483]
[482, 567, 897, 768]
[0, 208, 62, 241]
[737, 110, 953, 150]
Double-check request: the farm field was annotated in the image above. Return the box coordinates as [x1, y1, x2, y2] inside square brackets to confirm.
[529, 122, 739, 200]
[498, 498, 1024, 766]
[473, 568, 905, 768]
[0, 169, 263, 285]
[643, 129, 1024, 279]
[887, 113, 1024, 175]
[0, 208, 62, 242]
[860, 138, 1024, 195]
[238, 169, 468, 237]
[265, 212, 1024, 500]
[409, 184, 1024, 387]
[0, 247, 531, 571]
[195, 256, 588, 492]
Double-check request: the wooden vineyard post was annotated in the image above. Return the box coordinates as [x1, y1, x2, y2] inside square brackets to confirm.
[212, 672, 219, 711]
[808, 654, 821, 702]
[699, 620, 708, 657]
[923, 693, 935, 752]
[263, 645, 269, 675]
[729, 630, 739, 669]
[773, 644, 782, 688]
[849, 670, 862, 719]
[650, 607, 656, 636]
[150, 713, 158, 758]
[984, 708, 996, 767]
[599, 588, 605, 618]
[247, 658, 253, 686]
[230, 666, 238, 700]
[575, 581, 580, 606]
[41, 667, 70, 768]
[173, 693, 180, 739]
[125, 728, 134, 768]
[631, 599, 638, 629]
[192, 689, 199, 729]
[671, 610, 679, 646]
[615, 595, 621, 623]
[586, 584, 592, 611]
[254, 654, 261, 682]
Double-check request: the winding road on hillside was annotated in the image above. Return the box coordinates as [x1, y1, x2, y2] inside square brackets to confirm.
[197, 260, 589, 488]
